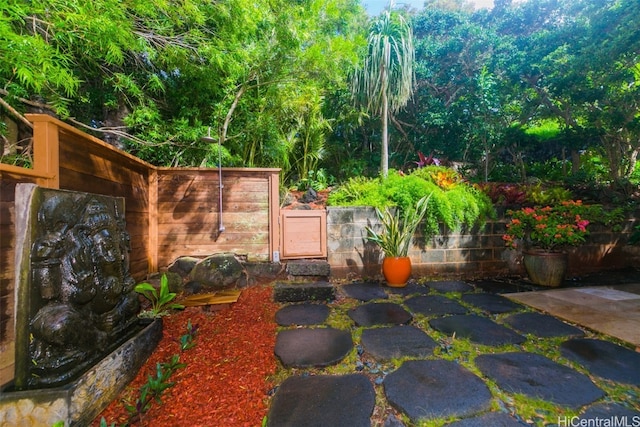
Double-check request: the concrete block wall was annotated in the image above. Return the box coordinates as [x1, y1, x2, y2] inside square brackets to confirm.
[327, 206, 640, 280]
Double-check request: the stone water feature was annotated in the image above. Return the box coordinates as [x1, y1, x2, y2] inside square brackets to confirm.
[0, 184, 162, 426]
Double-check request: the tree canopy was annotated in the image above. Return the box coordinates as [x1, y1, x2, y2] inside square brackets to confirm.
[1, 0, 639, 189]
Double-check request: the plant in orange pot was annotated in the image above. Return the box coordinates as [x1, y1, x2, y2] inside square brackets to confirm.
[366, 195, 430, 287]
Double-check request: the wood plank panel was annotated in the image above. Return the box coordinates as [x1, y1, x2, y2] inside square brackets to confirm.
[280, 210, 327, 259]
[158, 231, 269, 245]
[157, 201, 268, 216]
[60, 169, 149, 211]
[158, 210, 267, 227]
[157, 185, 269, 203]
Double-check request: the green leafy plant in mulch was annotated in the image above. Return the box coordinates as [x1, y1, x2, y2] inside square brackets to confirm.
[135, 273, 185, 319]
[100, 320, 198, 427]
[327, 167, 496, 238]
[122, 354, 187, 424]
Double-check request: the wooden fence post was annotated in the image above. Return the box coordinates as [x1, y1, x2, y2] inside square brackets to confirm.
[30, 116, 60, 189]
[148, 168, 158, 274]
[269, 171, 281, 261]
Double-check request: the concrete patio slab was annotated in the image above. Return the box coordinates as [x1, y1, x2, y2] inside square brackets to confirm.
[504, 284, 640, 347]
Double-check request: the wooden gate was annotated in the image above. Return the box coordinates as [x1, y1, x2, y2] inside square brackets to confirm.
[279, 210, 327, 259]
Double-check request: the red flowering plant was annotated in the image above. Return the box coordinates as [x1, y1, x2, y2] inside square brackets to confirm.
[503, 200, 592, 252]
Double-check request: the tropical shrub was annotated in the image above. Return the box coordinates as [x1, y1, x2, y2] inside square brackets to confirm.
[327, 167, 495, 237]
[365, 195, 431, 257]
[503, 200, 626, 251]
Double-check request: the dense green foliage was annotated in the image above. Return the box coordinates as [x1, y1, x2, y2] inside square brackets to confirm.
[0, 0, 366, 181]
[1, 0, 639, 191]
[324, 0, 640, 188]
[327, 166, 495, 236]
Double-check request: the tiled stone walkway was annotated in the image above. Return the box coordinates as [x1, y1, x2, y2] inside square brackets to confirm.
[267, 280, 640, 426]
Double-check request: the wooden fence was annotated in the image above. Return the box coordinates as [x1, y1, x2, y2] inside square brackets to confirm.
[0, 114, 280, 387]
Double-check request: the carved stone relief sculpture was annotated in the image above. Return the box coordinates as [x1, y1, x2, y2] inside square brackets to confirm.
[14, 185, 140, 389]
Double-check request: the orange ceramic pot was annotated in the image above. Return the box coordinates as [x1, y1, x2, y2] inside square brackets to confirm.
[382, 256, 412, 287]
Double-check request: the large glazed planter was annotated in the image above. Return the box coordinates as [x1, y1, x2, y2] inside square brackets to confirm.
[382, 256, 412, 287]
[522, 250, 568, 287]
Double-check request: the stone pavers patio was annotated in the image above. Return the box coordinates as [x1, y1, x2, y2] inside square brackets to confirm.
[267, 280, 640, 426]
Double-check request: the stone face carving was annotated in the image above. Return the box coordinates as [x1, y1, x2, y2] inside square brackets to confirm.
[16, 186, 140, 389]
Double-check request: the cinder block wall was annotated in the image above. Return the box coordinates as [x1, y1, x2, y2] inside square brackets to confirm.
[327, 206, 640, 280]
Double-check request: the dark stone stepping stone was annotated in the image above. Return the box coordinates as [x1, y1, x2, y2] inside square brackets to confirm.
[504, 312, 584, 338]
[461, 293, 523, 314]
[273, 281, 335, 303]
[275, 328, 352, 368]
[341, 281, 388, 301]
[560, 338, 640, 386]
[580, 403, 640, 419]
[385, 281, 431, 297]
[429, 315, 525, 346]
[427, 280, 474, 293]
[267, 374, 375, 427]
[445, 412, 526, 427]
[348, 302, 412, 326]
[384, 360, 491, 423]
[275, 303, 330, 326]
[475, 352, 604, 409]
[361, 325, 437, 361]
[405, 295, 468, 316]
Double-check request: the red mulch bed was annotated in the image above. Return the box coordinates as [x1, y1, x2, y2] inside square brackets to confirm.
[93, 284, 279, 427]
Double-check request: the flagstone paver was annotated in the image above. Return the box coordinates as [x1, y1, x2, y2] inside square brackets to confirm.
[348, 302, 412, 326]
[269, 279, 640, 426]
[445, 412, 527, 427]
[405, 294, 468, 316]
[461, 293, 525, 314]
[384, 359, 492, 423]
[274, 327, 352, 368]
[275, 303, 330, 326]
[267, 374, 375, 427]
[360, 325, 437, 361]
[385, 281, 431, 297]
[503, 312, 585, 338]
[560, 338, 640, 385]
[341, 281, 389, 301]
[579, 403, 640, 419]
[427, 280, 475, 293]
[475, 352, 605, 409]
[429, 314, 526, 346]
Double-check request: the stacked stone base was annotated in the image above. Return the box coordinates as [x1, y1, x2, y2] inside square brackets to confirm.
[0, 320, 162, 426]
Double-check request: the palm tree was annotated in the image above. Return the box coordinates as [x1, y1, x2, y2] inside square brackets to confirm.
[352, 8, 415, 178]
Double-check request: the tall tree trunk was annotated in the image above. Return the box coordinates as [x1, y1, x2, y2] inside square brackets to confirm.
[381, 90, 389, 178]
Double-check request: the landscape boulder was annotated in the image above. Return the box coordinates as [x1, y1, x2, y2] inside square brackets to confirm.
[189, 253, 244, 290]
